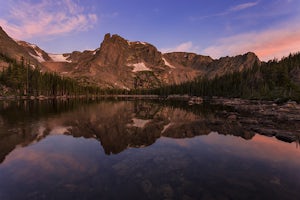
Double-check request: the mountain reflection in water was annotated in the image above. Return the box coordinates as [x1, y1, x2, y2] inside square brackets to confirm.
[0, 99, 299, 200]
[0, 100, 255, 158]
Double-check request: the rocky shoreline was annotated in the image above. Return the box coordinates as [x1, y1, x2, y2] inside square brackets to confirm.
[210, 97, 300, 143]
[0, 94, 100, 101]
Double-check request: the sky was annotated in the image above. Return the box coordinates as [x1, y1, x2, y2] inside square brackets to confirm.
[0, 0, 300, 61]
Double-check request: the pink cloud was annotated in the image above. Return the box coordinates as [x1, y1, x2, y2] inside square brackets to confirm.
[229, 1, 259, 12]
[0, 0, 98, 40]
[190, 1, 260, 21]
[202, 20, 300, 61]
[161, 41, 199, 53]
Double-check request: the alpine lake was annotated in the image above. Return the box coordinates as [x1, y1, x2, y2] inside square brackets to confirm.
[0, 98, 299, 200]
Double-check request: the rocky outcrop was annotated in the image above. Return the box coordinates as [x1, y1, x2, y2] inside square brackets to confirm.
[93, 33, 130, 66]
[94, 33, 164, 67]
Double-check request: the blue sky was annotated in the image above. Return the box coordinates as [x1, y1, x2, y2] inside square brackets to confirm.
[0, 0, 299, 61]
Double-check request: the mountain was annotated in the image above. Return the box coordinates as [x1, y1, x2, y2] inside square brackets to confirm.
[206, 52, 260, 77]
[17, 40, 52, 63]
[0, 26, 261, 89]
[41, 33, 203, 89]
[163, 51, 260, 77]
[0, 27, 45, 69]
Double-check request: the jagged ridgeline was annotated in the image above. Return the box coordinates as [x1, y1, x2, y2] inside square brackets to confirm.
[145, 53, 300, 101]
[0, 25, 300, 100]
[0, 26, 260, 90]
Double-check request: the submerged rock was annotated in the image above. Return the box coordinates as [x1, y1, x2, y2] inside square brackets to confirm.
[251, 128, 277, 137]
[275, 132, 297, 143]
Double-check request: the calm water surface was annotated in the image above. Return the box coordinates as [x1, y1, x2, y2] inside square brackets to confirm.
[0, 100, 299, 200]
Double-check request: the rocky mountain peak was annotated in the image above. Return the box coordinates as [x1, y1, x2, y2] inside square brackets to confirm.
[104, 33, 127, 43]
[94, 33, 165, 68]
[94, 33, 130, 66]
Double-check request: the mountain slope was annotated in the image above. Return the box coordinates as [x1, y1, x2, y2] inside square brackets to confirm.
[0, 26, 261, 90]
[40, 33, 260, 89]
[206, 52, 260, 78]
[163, 52, 213, 71]
[41, 33, 202, 89]
[17, 40, 52, 62]
[0, 27, 43, 67]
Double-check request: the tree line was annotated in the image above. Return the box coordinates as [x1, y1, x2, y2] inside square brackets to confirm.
[0, 53, 102, 97]
[1, 51, 300, 101]
[132, 52, 300, 101]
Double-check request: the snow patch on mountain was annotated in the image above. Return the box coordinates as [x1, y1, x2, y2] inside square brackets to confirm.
[163, 58, 175, 68]
[49, 54, 71, 63]
[92, 48, 100, 55]
[29, 43, 37, 49]
[131, 62, 151, 72]
[127, 41, 147, 46]
[132, 118, 151, 128]
[29, 52, 45, 62]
